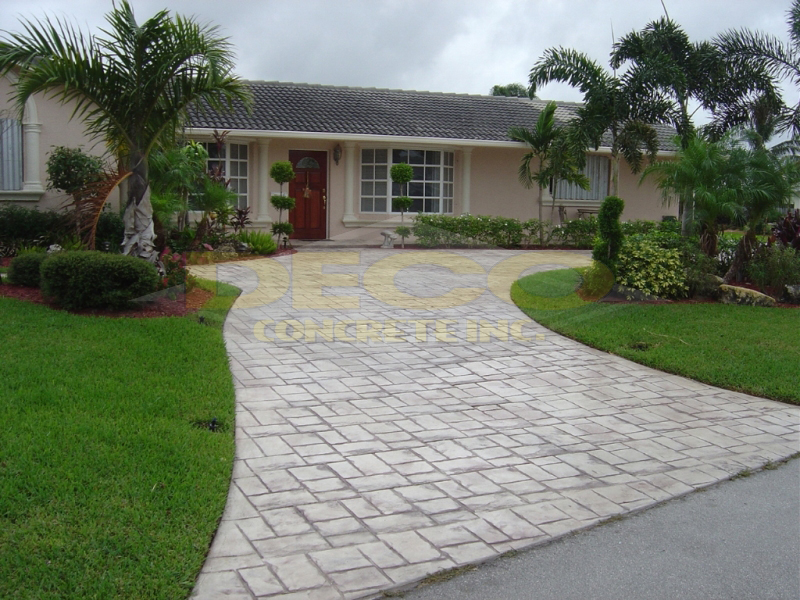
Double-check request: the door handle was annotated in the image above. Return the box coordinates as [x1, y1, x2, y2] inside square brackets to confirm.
[322, 188, 327, 209]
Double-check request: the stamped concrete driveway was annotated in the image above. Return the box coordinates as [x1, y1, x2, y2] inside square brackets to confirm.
[190, 249, 799, 600]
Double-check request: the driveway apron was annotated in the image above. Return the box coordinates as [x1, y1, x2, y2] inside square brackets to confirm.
[190, 249, 799, 600]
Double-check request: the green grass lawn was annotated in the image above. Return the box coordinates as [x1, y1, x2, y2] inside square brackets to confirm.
[512, 270, 800, 405]
[0, 280, 240, 599]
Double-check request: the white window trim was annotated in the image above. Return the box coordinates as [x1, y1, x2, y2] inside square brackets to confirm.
[196, 138, 250, 210]
[0, 73, 44, 201]
[359, 146, 455, 215]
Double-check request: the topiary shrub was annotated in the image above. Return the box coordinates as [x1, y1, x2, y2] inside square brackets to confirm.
[592, 196, 625, 272]
[8, 253, 49, 287]
[269, 161, 295, 188]
[617, 237, 688, 299]
[41, 251, 159, 310]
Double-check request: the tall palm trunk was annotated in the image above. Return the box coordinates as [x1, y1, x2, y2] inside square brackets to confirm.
[610, 154, 620, 197]
[538, 184, 545, 245]
[121, 151, 157, 262]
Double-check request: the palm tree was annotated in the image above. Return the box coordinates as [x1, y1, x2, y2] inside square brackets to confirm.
[715, 0, 800, 137]
[529, 48, 670, 197]
[508, 101, 589, 244]
[0, 1, 250, 262]
[722, 138, 800, 282]
[641, 135, 745, 257]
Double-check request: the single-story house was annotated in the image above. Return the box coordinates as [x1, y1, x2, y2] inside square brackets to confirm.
[1, 77, 678, 238]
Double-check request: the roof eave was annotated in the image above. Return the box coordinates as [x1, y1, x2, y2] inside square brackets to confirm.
[185, 127, 676, 155]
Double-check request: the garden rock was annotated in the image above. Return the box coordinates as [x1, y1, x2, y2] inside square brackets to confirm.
[719, 284, 776, 307]
[380, 230, 398, 248]
[784, 284, 800, 304]
[695, 274, 724, 298]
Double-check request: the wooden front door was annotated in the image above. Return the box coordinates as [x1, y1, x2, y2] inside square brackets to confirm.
[288, 150, 327, 239]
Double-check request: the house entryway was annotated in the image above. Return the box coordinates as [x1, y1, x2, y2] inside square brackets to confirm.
[288, 150, 327, 239]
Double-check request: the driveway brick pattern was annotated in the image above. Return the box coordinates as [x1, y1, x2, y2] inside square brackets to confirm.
[190, 250, 799, 599]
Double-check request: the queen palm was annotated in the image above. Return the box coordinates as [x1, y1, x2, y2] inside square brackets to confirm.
[0, 1, 250, 262]
[509, 101, 589, 244]
[529, 48, 670, 197]
[715, 0, 800, 137]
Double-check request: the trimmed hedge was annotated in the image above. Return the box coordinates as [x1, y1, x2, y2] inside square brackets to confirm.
[8, 253, 49, 287]
[0, 205, 69, 252]
[41, 251, 159, 310]
[412, 214, 526, 248]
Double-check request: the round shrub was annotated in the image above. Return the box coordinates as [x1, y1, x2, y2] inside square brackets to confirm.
[392, 196, 414, 213]
[617, 238, 688, 299]
[269, 161, 295, 185]
[271, 222, 294, 237]
[390, 163, 414, 184]
[8, 253, 48, 287]
[270, 195, 296, 212]
[40, 251, 159, 310]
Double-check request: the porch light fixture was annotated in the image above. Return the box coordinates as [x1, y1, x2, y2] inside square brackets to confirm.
[333, 144, 342, 165]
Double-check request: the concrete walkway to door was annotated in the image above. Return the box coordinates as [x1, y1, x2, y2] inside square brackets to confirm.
[190, 249, 799, 600]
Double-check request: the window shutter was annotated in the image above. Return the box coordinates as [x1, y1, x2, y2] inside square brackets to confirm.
[0, 118, 23, 191]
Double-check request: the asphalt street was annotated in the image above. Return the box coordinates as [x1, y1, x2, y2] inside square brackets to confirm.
[403, 457, 800, 600]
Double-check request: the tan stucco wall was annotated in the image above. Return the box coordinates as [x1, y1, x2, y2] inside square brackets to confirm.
[181, 134, 679, 240]
[0, 75, 119, 212]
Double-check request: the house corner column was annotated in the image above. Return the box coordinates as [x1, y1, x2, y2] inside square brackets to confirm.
[342, 142, 357, 226]
[22, 122, 43, 192]
[460, 147, 472, 215]
[257, 139, 272, 225]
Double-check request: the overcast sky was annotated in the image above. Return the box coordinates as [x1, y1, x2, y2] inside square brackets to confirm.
[0, 0, 795, 110]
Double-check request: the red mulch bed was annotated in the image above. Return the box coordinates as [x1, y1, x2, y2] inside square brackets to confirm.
[0, 283, 214, 318]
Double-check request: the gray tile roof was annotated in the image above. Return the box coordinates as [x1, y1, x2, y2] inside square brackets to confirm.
[188, 81, 677, 151]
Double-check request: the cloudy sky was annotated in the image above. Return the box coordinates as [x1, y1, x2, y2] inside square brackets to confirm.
[0, 0, 795, 109]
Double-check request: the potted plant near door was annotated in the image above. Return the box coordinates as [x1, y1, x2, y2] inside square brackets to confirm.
[269, 160, 296, 248]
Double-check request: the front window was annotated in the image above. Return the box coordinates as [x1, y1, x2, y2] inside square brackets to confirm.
[361, 148, 454, 214]
[198, 141, 249, 209]
[553, 155, 609, 202]
[0, 118, 23, 191]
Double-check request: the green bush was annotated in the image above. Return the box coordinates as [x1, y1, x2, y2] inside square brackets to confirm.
[617, 237, 688, 298]
[390, 163, 414, 185]
[237, 230, 277, 255]
[8, 253, 49, 287]
[46, 146, 104, 196]
[521, 218, 549, 246]
[0, 205, 69, 254]
[270, 195, 296, 212]
[392, 196, 414, 213]
[271, 222, 294, 238]
[41, 251, 159, 310]
[95, 211, 125, 251]
[412, 214, 523, 248]
[592, 196, 625, 272]
[746, 244, 800, 292]
[269, 161, 295, 185]
[551, 216, 598, 248]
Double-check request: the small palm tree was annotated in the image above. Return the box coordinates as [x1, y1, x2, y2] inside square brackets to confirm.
[0, 1, 251, 262]
[509, 101, 589, 244]
[529, 48, 668, 197]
